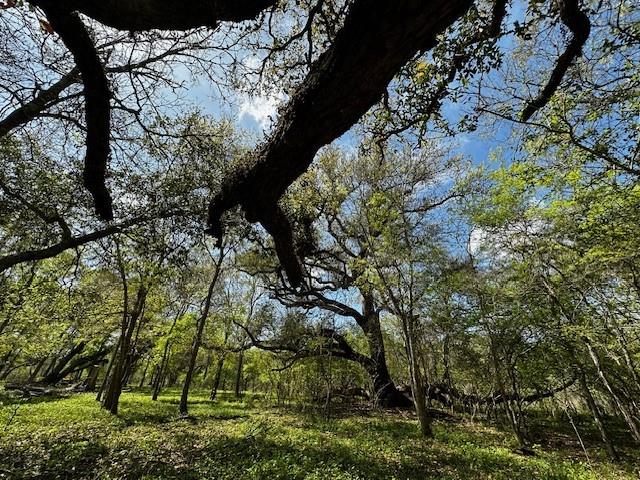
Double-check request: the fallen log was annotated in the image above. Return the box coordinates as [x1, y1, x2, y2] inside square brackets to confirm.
[398, 377, 577, 407]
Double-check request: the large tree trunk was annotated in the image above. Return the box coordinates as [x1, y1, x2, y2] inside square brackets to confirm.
[102, 285, 147, 414]
[360, 295, 412, 408]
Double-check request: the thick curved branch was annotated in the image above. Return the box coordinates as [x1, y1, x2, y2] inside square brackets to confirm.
[42, 9, 113, 220]
[29, 0, 276, 31]
[260, 205, 304, 287]
[207, 0, 472, 280]
[234, 320, 372, 370]
[0, 69, 79, 138]
[0, 216, 149, 272]
[521, 0, 591, 121]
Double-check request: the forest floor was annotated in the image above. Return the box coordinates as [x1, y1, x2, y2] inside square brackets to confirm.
[0, 388, 638, 480]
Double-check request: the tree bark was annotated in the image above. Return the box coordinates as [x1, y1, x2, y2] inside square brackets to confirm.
[405, 316, 432, 436]
[96, 336, 120, 401]
[180, 252, 224, 415]
[102, 285, 147, 414]
[30, 0, 276, 31]
[84, 365, 101, 392]
[585, 339, 640, 442]
[28, 357, 48, 383]
[207, 0, 473, 282]
[235, 351, 244, 398]
[577, 366, 618, 460]
[360, 296, 412, 408]
[138, 357, 150, 389]
[210, 356, 225, 401]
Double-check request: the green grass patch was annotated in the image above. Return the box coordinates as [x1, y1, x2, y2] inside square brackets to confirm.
[0, 389, 637, 479]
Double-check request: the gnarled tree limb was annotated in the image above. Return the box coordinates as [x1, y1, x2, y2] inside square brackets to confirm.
[0, 69, 79, 138]
[425, 376, 577, 407]
[207, 0, 473, 284]
[41, 8, 113, 220]
[27, 0, 277, 220]
[29, 0, 276, 31]
[521, 0, 590, 120]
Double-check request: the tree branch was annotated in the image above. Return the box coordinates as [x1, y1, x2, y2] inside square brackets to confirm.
[0, 216, 152, 272]
[42, 8, 113, 220]
[29, 0, 276, 31]
[521, 0, 591, 120]
[207, 0, 473, 281]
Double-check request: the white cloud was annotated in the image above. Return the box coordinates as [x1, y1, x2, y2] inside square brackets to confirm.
[469, 218, 547, 262]
[237, 90, 287, 131]
[468, 227, 488, 255]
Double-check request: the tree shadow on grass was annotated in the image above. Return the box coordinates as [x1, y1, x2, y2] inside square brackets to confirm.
[124, 424, 588, 480]
[0, 415, 632, 480]
[116, 398, 250, 426]
[0, 389, 73, 406]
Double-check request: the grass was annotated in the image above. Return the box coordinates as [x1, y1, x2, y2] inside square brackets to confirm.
[0, 388, 638, 479]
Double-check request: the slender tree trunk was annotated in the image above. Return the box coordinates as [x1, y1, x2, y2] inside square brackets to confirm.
[41, 354, 59, 380]
[179, 317, 206, 415]
[507, 362, 529, 445]
[489, 337, 528, 447]
[404, 315, 432, 436]
[138, 357, 150, 389]
[442, 334, 452, 389]
[210, 356, 225, 400]
[97, 336, 120, 401]
[152, 346, 170, 401]
[585, 339, 640, 441]
[149, 364, 158, 387]
[235, 351, 244, 398]
[84, 365, 101, 392]
[610, 318, 640, 392]
[180, 252, 223, 415]
[28, 357, 47, 382]
[202, 351, 212, 382]
[577, 367, 618, 460]
[152, 304, 186, 400]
